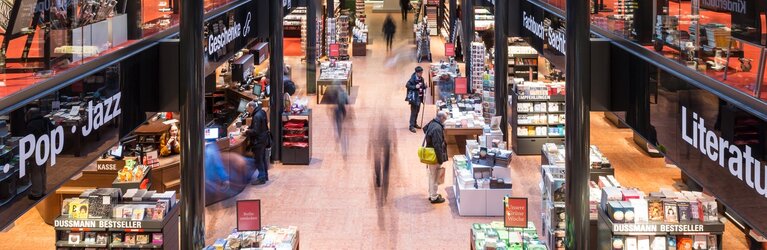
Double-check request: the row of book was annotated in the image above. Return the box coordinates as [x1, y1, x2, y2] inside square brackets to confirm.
[612, 235, 716, 250]
[62, 188, 177, 220]
[602, 187, 718, 224]
[60, 231, 164, 246]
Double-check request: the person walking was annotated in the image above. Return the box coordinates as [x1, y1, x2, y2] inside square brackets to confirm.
[405, 66, 427, 133]
[246, 101, 270, 185]
[334, 87, 349, 156]
[24, 107, 51, 200]
[399, 0, 409, 22]
[383, 15, 396, 51]
[423, 111, 448, 204]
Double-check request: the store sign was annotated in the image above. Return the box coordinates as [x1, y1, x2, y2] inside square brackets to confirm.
[204, 1, 256, 61]
[544, 14, 566, 56]
[445, 43, 455, 57]
[612, 223, 707, 233]
[520, 0, 544, 53]
[54, 219, 143, 229]
[237, 200, 261, 231]
[700, 0, 747, 14]
[504, 197, 528, 228]
[12, 92, 123, 179]
[681, 106, 767, 197]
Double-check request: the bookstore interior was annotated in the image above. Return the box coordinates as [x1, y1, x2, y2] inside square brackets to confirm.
[3, 0, 767, 249]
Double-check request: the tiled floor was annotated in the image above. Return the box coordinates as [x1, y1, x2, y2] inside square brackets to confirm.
[0, 5, 752, 250]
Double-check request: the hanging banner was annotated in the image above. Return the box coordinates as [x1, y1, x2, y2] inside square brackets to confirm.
[237, 200, 262, 231]
[504, 197, 528, 228]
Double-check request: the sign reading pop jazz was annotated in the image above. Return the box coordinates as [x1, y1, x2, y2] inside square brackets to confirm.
[521, 1, 566, 56]
[681, 106, 767, 197]
[204, 1, 255, 59]
[12, 92, 122, 178]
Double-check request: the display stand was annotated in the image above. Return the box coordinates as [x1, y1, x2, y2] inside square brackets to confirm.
[470, 42, 486, 92]
[452, 155, 513, 217]
[317, 61, 353, 103]
[596, 209, 723, 250]
[540, 143, 615, 182]
[416, 18, 432, 62]
[205, 226, 299, 250]
[54, 202, 180, 249]
[508, 49, 539, 81]
[281, 110, 312, 165]
[424, 0, 438, 36]
[508, 89, 566, 155]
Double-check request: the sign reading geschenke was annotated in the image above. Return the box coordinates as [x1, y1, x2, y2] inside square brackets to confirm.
[204, 0, 256, 62]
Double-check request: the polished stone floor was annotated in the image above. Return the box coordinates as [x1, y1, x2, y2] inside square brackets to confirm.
[0, 5, 751, 250]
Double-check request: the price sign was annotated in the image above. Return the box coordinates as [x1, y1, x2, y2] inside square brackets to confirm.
[237, 200, 261, 231]
[329, 43, 340, 57]
[504, 197, 528, 228]
[445, 43, 455, 57]
[454, 76, 468, 95]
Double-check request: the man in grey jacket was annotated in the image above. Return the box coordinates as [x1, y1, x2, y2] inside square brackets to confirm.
[423, 111, 449, 204]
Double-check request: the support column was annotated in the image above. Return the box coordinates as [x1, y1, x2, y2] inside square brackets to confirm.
[462, 0, 474, 89]
[565, 0, 591, 249]
[449, 0, 456, 41]
[270, 0, 285, 162]
[327, 0, 334, 18]
[179, 0, 205, 246]
[307, 0, 319, 94]
[494, 0, 508, 139]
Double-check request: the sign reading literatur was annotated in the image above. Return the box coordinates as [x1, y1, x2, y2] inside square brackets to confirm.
[504, 197, 528, 228]
[681, 106, 767, 197]
[237, 200, 262, 231]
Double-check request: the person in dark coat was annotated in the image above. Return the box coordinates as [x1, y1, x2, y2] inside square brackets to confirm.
[383, 15, 397, 51]
[399, 0, 409, 21]
[25, 107, 51, 200]
[246, 101, 270, 185]
[423, 111, 448, 204]
[405, 66, 427, 133]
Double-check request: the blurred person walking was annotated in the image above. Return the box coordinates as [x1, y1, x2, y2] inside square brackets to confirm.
[246, 101, 270, 185]
[383, 15, 396, 51]
[423, 111, 448, 204]
[333, 87, 350, 156]
[399, 0, 409, 22]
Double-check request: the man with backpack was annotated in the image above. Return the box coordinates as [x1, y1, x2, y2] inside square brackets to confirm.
[405, 66, 427, 133]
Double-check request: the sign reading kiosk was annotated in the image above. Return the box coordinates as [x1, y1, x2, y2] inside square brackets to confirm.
[504, 197, 528, 228]
[237, 200, 262, 231]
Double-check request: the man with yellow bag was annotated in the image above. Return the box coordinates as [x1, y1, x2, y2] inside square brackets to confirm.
[420, 111, 449, 204]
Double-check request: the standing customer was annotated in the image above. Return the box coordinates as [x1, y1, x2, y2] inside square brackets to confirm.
[246, 101, 270, 185]
[423, 111, 448, 204]
[25, 107, 51, 200]
[405, 66, 427, 133]
[383, 15, 396, 51]
[399, 0, 409, 22]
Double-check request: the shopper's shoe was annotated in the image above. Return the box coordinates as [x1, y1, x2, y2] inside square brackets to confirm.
[409, 127, 416, 133]
[28, 194, 43, 200]
[414, 125, 422, 129]
[430, 196, 446, 204]
[250, 179, 267, 185]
